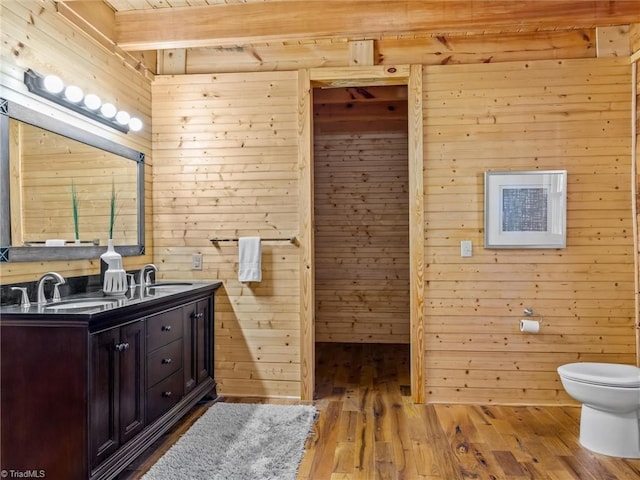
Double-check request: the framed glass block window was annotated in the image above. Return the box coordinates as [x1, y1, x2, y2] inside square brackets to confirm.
[484, 170, 567, 248]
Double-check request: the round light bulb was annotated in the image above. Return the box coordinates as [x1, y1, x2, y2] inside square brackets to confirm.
[43, 75, 64, 94]
[129, 117, 143, 132]
[64, 85, 84, 103]
[100, 103, 116, 118]
[83, 93, 101, 110]
[115, 110, 131, 125]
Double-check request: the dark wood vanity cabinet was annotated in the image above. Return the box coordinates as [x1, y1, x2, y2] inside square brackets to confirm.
[90, 321, 145, 470]
[183, 298, 213, 394]
[0, 284, 220, 480]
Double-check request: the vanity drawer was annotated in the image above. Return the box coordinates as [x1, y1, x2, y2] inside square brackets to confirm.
[147, 369, 184, 423]
[147, 339, 183, 388]
[147, 309, 183, 352]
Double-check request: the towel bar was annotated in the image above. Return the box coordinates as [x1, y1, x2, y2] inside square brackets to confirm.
[210, 236, 297, 245]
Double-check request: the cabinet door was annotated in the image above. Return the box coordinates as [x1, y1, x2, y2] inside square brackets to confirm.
[119, 321, 145, 444]
[195, 298, 213, 383]
[90, 328, 120, 470]
[90, 322, 145, 470]
[183, 298, 213, 392]
[183, 302, 197, 394]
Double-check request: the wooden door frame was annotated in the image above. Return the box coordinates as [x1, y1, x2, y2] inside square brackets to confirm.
[298, 65, 425, 403]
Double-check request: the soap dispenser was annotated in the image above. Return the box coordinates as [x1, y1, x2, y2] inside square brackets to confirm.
[100, 239, 127, 295]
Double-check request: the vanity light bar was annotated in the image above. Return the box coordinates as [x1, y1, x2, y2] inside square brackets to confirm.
[23, 69, 142, 134]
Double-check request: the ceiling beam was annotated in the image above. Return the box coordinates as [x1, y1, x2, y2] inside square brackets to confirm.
[57, 1, 117, 49]
[56, 1, 156, 77]
[113, 0, 640, 51]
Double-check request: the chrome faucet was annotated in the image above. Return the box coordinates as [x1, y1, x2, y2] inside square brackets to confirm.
[10, 287, 31, 308]
[36, 272, 66, 305]
[138, 264, 158, 287]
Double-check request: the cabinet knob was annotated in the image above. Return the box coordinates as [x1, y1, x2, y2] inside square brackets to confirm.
[114, 342, 131, 352]
[162, 358, 172, 364]
[161, 325, 172, 332]
[192, 312, 204, 319]
[162, 391, 172, 397]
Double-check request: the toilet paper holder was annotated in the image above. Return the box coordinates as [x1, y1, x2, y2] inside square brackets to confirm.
[520, 307, 543, 333]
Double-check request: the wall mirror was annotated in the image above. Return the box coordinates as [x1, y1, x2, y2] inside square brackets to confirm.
[0, 98, 145, 262]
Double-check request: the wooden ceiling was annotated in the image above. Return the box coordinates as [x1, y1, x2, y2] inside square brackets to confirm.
[313, 85, 409, 134]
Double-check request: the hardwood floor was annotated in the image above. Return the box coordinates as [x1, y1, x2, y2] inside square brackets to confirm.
[120, 343, 640, 479]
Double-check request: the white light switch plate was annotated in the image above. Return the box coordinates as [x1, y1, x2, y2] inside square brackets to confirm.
[460, 240, 472, 257]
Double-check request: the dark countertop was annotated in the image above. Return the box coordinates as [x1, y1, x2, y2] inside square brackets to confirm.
[0, 281, 222, 330]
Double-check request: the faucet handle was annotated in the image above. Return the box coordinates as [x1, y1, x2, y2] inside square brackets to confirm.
[138, 264, 158, 287]
[53, 282, 63, 302]
[11, 287, 31, 308]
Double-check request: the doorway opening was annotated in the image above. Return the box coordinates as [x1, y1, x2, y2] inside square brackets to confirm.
[312, 85, 411, 397]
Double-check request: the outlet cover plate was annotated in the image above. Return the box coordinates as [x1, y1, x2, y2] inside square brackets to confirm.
[192, 253, 203, 270]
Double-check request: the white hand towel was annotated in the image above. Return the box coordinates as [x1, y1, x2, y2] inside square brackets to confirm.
[238, 236, 262, 282]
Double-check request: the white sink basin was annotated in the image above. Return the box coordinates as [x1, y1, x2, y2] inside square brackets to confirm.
[146, 282, 193, 289]
[45, 298, 120, 310]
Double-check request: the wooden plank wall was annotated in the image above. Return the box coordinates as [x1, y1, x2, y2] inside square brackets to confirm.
[422, 57, 636, 404]
[314, 132, 410, 343]
[634, 34, 640, 364]
[151, 71, 302, 398]
[0, 0, 152, 283]
[3, 2, 639, 404]
[636, 59, 639, 365]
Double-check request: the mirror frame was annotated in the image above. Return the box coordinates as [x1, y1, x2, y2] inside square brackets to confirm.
[0, 98, 145, 262]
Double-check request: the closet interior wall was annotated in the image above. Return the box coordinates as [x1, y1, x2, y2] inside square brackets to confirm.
[313, 86, 411, 344]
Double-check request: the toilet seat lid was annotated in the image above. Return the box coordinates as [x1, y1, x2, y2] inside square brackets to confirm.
[558, 362, 640, 387]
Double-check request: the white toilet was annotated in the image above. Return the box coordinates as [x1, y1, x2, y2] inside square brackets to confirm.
[557, 362, 640, 458]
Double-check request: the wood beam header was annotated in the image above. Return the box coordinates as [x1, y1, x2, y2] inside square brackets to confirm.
[113, 1, 640, 51]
